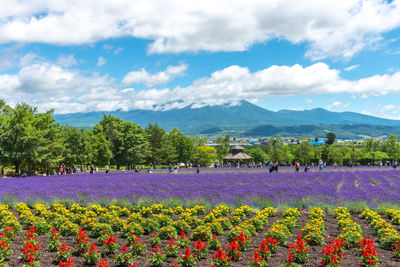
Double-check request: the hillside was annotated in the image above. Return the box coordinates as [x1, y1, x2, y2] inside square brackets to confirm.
[53, 101, 400, 137]
[244, 124, 400, 139]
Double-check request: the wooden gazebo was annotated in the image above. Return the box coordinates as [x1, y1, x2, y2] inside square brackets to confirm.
[223, 145, 252, 162]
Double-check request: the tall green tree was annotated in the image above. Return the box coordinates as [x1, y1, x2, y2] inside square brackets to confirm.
[196, 146, 217, 167]
[99, 115, 148, 168]
[326, 132, 336, 145]
[0, 102, 60, 175]
[292, 140, 314, 164]
[215, 134, 230, 162]
[157, 133, 178, 164]
[87, 125, 112, 166]
[60, 126, 91, 167]
[145, 123, 165, 164]
[384, 134, 399, 159]
[168, 128, 195, 163]
[247, 147, 268, 163]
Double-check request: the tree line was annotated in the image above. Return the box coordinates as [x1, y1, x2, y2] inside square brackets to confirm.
[0, 101, 224, 175]
[0, 101, 399, 175]
[244, 134, 400, 166]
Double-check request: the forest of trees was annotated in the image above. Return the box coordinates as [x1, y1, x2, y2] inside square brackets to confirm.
[0, 101, 399, 176]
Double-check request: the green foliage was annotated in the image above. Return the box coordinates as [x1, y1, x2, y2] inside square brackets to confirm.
[215, 134, 230, 162]
[196, 146, 217, 167]
[1, 99, 400, 174]
[246, 147, 268, 163]
[326, 132, 336, 145]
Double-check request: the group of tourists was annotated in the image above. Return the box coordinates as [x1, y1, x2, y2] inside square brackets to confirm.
[267, 161, 279, 173]
[293, 160, 325, 172]
[58, 163, 110, 175]
[168, 163, 201, 174]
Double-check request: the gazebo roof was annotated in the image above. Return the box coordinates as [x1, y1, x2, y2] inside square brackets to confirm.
[223, 152, 252, 160]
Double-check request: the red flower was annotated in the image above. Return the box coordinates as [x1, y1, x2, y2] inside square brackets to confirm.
[181, 247, 192, 259]
[251, 250, 264, 263]
[212, 247, 228, 260]
[180, 229, 186, 239]
[153, 243, 160, 253]
[168, 237, 176, 247]
[193, 239, 207, 251]
[58, 243, 70, 252]
[0, 239, 8, 249]
[103, 234, 116, 245]
[288, 251, 294, 263]
[59, 258, 74, 267]
[96, 258, 109, 267]
[26, 254, 36, 263]
[51, 227, 59, 235]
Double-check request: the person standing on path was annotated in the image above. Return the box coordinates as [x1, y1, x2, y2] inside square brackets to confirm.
[295, 161, 300, 172]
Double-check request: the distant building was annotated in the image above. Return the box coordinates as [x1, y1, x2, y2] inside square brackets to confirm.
[310, 141, 325, 146]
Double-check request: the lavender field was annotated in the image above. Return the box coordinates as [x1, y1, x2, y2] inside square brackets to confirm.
[1, 168, 400, 206]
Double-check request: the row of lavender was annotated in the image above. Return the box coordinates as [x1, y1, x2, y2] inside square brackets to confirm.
[0, 169, 399, 205]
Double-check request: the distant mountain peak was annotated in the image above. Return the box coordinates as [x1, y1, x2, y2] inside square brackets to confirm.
[54, 100, 400, 137]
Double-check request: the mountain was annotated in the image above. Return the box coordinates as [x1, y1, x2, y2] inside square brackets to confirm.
[244, 124, 400, 139]
[276, 108, 400, 126]
[53, 101, 400, 137]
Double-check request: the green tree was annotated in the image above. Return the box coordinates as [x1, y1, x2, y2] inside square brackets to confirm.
[60, 126, 90, 167]
[168, 128, 195, 163]
[99, 115, 148, 168]
[0, 102, 60, 175]
[317, 144, 330, 162]
[292, 140, 314, 164]
[373, 151, 388, 163]
[326, 132, 336, 145]
[118, 120, 148, 167]
[197, 146, 217, 167]
[157, 133, 178, 164]
[328, 145, 344, 165]
[215, 134, 230, 162]
[384, 134, 399, 159]
[281, 145, 294, 165]
[145, 123, 166, 164]
[247, 147, 268, 163]
[87, 125, 112, 166]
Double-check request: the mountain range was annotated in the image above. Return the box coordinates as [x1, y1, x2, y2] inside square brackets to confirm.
[53, 101, 400, 139]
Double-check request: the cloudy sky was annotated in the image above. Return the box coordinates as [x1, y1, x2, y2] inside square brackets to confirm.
[1, 0, 400, 119]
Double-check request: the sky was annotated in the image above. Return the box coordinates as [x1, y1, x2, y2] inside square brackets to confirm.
[1, 0, 400, 119]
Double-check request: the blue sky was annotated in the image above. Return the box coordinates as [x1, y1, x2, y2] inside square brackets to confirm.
[1, 0, 400, 119]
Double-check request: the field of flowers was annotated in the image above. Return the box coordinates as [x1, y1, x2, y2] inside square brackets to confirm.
[0, 168, 399, 206]
[1, 203, 400, 266]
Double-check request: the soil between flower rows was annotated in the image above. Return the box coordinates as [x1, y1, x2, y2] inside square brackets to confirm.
[4, 209, 400, 266]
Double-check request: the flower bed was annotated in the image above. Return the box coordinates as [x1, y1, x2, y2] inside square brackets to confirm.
[1, 203, 400, 266]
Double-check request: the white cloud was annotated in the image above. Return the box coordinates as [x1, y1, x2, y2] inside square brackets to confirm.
[97, 56, 106, 67]
[0, 44, 26, 71]
[122, 64, 188, 87]
[305, 98, 313, 105]
[113, 47, 124, 54]
[102, 44, 113, 51]
[344, 64, 359, 71]
[326, 101, 350, 110]
[361, 104, 400, 120]
[56, 54, 77, 67]
[3, 60, 400, 114]
[0, 0, 400, 60]
[121, 62, 400, 111]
